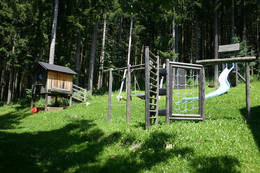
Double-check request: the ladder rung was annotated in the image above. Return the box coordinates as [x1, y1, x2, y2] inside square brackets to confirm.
[149, 97, 157, 100]
[149, 64, 157, 69]
[150, 83, 157, 88]
[150, 117, 157, 119]
[150, 77, 157, 82]
[149, 110, 157, 112]
[149, 58, 158, 64]
[149, 90, 157, 94]
[149, 103, 157, 106]
[150, 70, 157, 76]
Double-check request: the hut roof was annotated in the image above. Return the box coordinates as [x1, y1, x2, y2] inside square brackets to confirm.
[38, 61, 77, 75]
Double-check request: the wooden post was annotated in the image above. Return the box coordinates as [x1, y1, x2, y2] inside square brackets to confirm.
[31, 85, 34, 109]
[126, 64, 131, 123]
[69, 94, 72, 107]
[235, 63, 238, 86]
[166, 59, 172, 124]
[245, 62, 251, 120]
[45, 93, 48, 111]
[108, 68, 113, 122]
[145, 47, 150, 129]
[84, 89, 87, 102]
[199, 67, 205, 120]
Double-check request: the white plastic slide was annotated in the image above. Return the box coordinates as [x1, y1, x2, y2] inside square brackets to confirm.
[181, 64, 235, 102]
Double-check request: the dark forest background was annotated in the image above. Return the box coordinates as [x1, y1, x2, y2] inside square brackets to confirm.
[0, 0, 259, 104]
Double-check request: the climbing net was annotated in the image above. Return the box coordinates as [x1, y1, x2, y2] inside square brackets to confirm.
[172, 67, 200, 114]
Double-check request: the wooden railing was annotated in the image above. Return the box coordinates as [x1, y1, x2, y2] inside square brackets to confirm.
[72, 84, 87, 102]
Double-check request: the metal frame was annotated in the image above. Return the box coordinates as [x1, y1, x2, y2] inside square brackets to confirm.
[166, 61, 205, 121]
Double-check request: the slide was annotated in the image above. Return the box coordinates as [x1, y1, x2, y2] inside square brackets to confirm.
[181, 64, 235, 102]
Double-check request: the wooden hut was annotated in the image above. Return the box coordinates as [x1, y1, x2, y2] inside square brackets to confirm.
[31, 61, 77, 110]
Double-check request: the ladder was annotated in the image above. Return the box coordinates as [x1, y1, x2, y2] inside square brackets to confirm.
[145, 47, 160, 128]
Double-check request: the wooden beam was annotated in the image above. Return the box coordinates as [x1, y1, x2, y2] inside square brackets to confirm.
[108, 68, 113, 122]
[196, 57, 256, 65]
[199, 67, 205, 120]
[166, 59, 172, 124]
[126, 64, 131, 123]
[145, 46, 150, 129]
[218, 43, 240, 53]
[246, 62, 251, 121]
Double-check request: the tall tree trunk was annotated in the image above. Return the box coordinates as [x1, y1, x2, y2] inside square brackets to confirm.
[243, 0, 247, 41]
[127, 15, 133, 65]
[175, 24, 179, 57]
[118, 15, 133, 100]
[88, 22, 98, 95]
[181, 24, 184, 62]
[97, 14, 107, 90]
[49, 0, 59, 64]
[172, 18, 176, 52]
[257, 17, 259, 57]
[201, 23, 205, 60]
[119, 16, 123, 42]
[214, 7, 219, 86]
[0, 63, 6, 100]
[140, 44, 144, 64]
[7, 68, 13, 104]
[75, 33, 81, 85]
[231, 0, 235, 39]
[12, 71, 18, 101]
[195, 20, 199, 61]
[19, 72, 24, 98]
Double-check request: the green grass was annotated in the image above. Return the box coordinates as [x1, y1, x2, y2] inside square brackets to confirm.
[0, 81, 260, 173]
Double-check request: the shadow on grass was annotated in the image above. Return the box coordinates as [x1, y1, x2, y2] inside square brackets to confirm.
[240, 105, 260, 150]
[0, 108, 32, 130]
[190, 156, 240, 173]
[0, 120, 121, 173]
[82, 132, 194, 173]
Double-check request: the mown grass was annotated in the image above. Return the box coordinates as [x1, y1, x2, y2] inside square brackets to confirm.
[0, 81, 260, 173]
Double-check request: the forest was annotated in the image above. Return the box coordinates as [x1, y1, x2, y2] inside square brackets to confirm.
[0, 0, 260, 104]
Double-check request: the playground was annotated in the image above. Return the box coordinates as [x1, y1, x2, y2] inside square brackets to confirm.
[0, 80, 260, 172]
[1, 1, 260, 172]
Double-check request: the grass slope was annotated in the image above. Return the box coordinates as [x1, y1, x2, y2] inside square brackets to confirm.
[0, 82, 260, 173]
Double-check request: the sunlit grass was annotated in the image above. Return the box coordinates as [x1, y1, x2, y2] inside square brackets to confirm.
[0, 81, 260, 172]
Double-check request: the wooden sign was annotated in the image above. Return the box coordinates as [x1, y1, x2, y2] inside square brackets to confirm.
[218, 43, 240, 53]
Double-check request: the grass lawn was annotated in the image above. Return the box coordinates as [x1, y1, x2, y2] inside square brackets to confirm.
[0, 81, 260, 173]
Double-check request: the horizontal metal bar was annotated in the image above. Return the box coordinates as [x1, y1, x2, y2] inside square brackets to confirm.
[169, 117, 203, 120]
[196, 57, 256, 65]
[171, 65, 202, 70]
[169, 61, 204, 68]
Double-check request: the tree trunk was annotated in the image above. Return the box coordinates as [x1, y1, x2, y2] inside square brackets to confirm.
[97, 14, 107, 90]
[175, 24, 179, 56]
[88, 22, 98, 95]
[243, 0, 247, 41]
[172, 18, 176, 52]
[231, 0, 235, 39]
[118, 15, 133, 100]
[0, 63, 6, 100]
[140, 44, 144, 65]
[75, 33, 81, 85]
[201, 23, 205, 60]
[19, 72, 24, 98]
[12, 71, 18, 101]
[7, 68, 13, 104]
[49, 0, 59, 64]
[127, 15, 133, 65]
[257, 17, 259, 57]
[119, 16, 123, 42]
[195, 21, 199, 61]
[214, 7, 219, 86]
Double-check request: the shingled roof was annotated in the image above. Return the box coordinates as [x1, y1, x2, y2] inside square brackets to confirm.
[38, 61, 77, 75]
